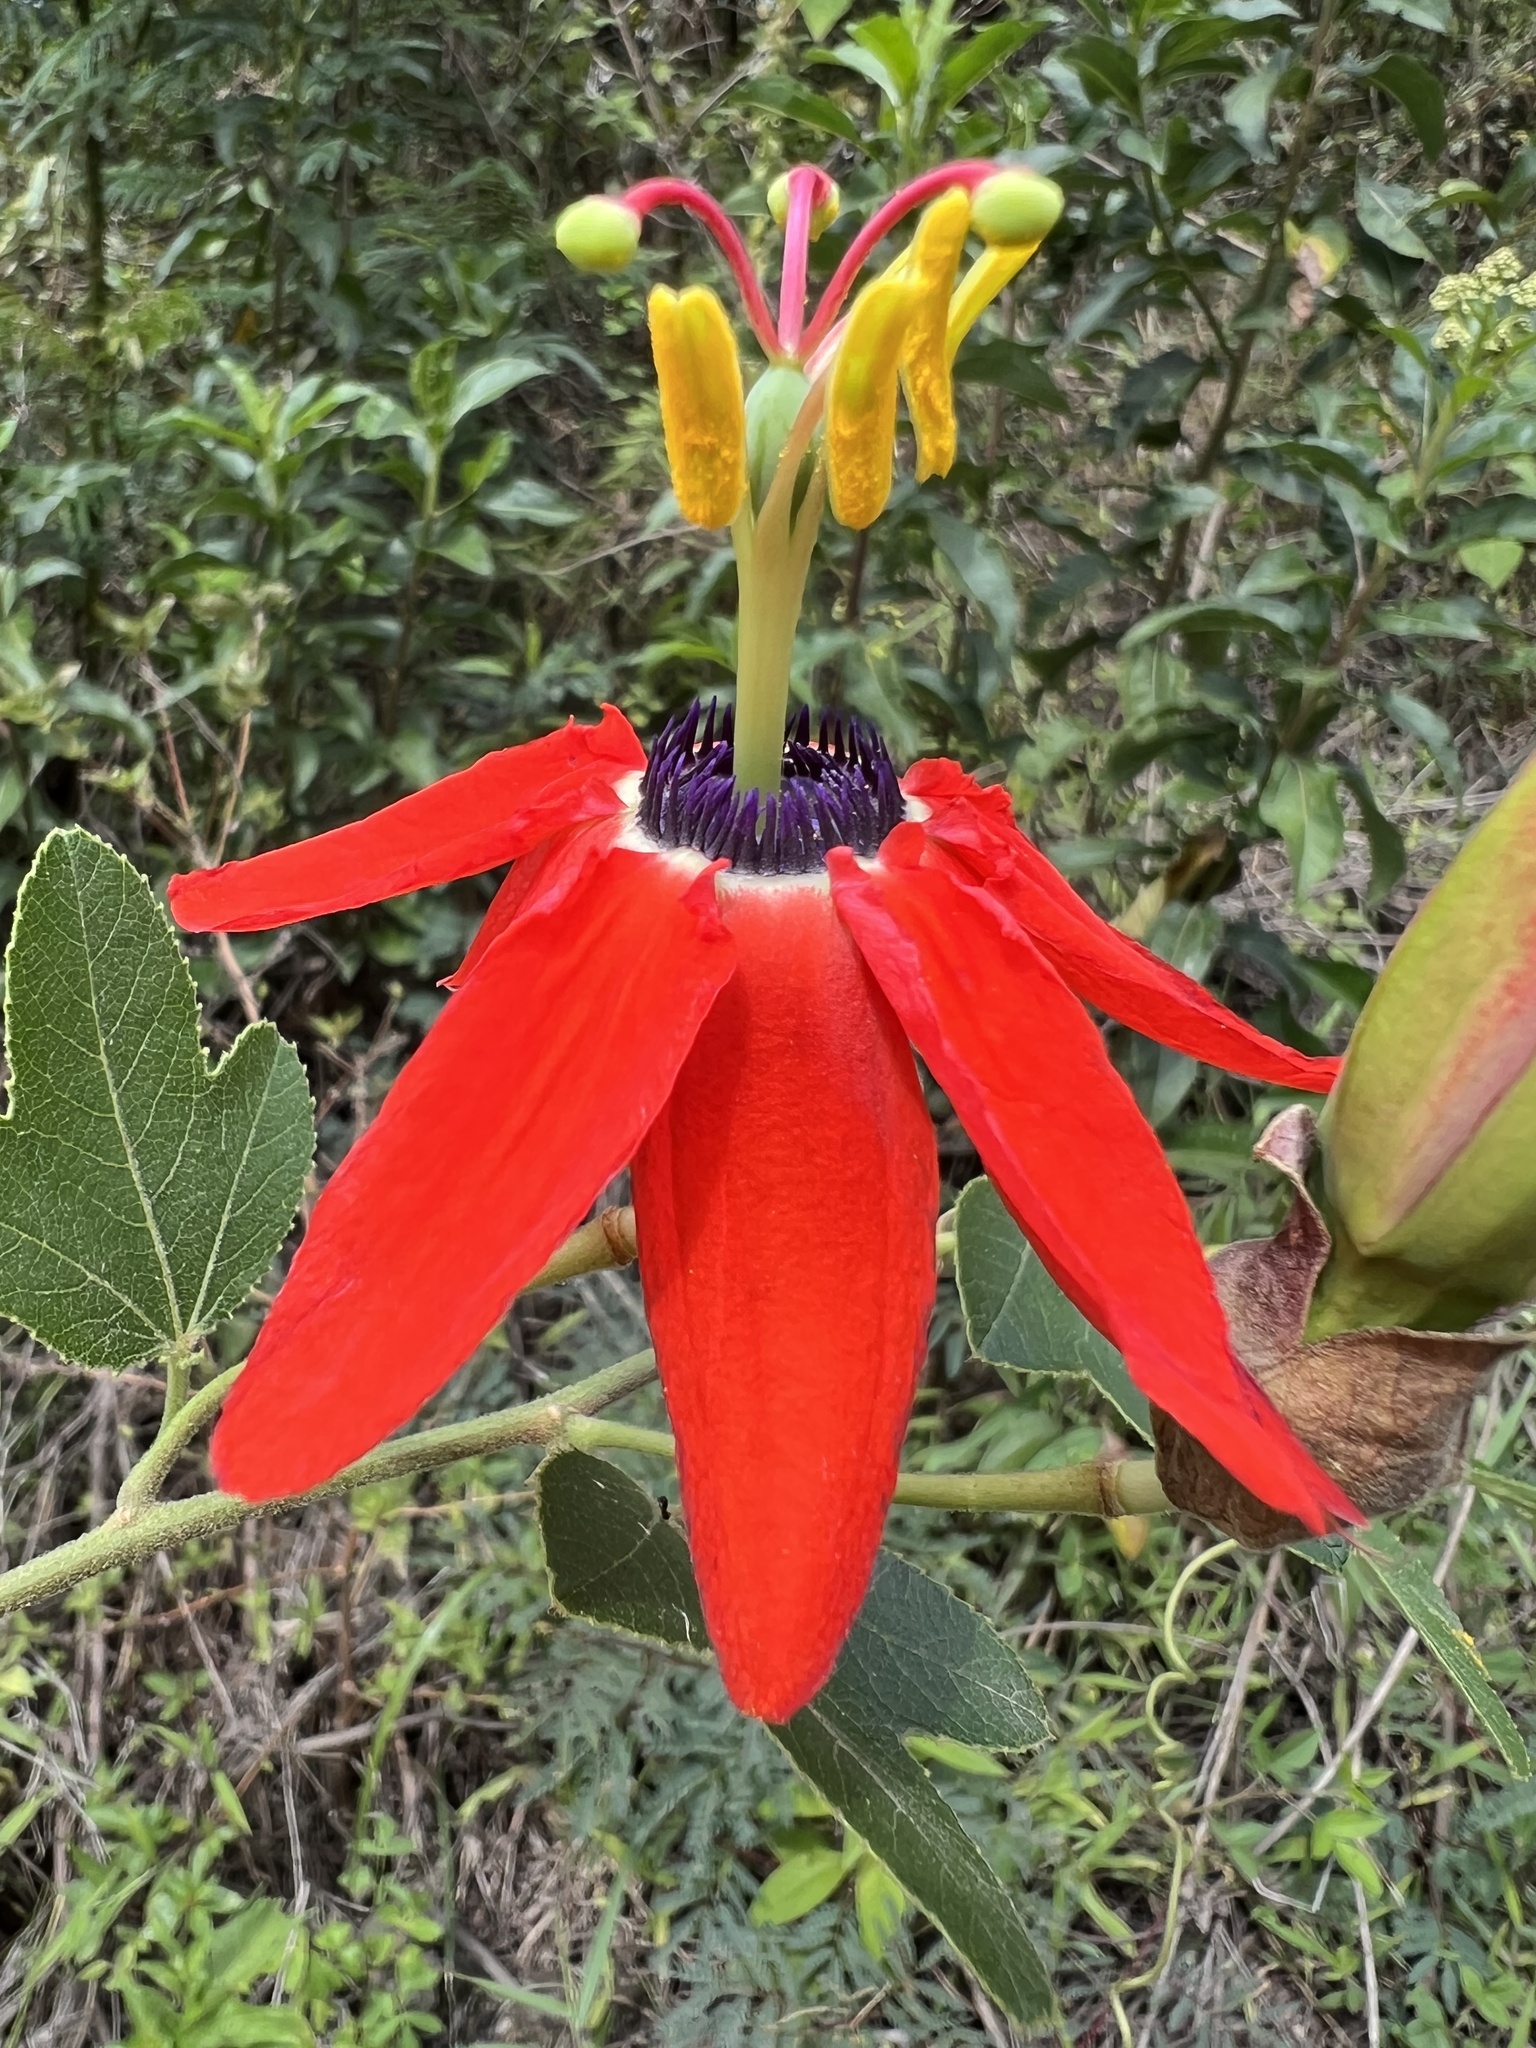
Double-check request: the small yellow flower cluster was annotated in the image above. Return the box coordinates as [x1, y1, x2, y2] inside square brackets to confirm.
[1430, 248, 1536, 355]
[1473, 246, 1525, 291]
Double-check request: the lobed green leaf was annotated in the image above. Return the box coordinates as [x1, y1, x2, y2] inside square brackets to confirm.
[0, 829, 313, 1370]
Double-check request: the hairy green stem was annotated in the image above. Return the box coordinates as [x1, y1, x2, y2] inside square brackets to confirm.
[116, 1363, 242, 1518]
[0, 1347, 1170, 1623]
[528, 1412, 1171, 1518]
[895, 1460, 1170, 1517]
[0, 1350, 659, 1622]
[160, 1341, 197, 1425]
[0, 1163, 1169, 1625]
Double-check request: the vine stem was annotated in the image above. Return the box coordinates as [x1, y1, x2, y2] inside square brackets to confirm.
[0, 1350, 661, 1621]
[562, 1415, 1171, 1517]
[0, 1371, 1171, 1625]
[0, 1196, 1173, 1624]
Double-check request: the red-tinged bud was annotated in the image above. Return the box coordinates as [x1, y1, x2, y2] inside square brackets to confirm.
[767, 169, 840, 239]
[1316, 754, 1536, 1332]
[554, 195, 641, 274]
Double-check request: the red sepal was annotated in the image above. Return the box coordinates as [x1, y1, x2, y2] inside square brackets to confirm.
[170, 705, 644, 933]
[211, 837, 734, 1499]
[829, 833, 1358, 1534]
[632, 877, 938, 1722]
[905, 757, 1340, 1094]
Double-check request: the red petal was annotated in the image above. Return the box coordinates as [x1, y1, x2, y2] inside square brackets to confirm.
[170, 705, 644, 932]
[211, 837, 734, 1499]
[829, 833, 1358, 1534]
[905, 756, 1340, 1093]
[632, 877, 938, 1721]
[443, 816, 617, 990]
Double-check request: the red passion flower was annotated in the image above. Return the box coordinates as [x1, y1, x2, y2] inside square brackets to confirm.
[171, 702, 1357, 1722]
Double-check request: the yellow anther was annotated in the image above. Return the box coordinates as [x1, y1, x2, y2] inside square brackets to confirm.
[898, 187, 972, 483]
[647, 284, 748, 529]
[826, 270, 920, 530]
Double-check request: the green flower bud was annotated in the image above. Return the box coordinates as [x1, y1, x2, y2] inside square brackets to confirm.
[554, 195, 641, 274]
[767, 171, 841, 238]
[969, 170, 1064, 249]
[1316, 754, 1536, 1331]
[745, 364, 816, 515]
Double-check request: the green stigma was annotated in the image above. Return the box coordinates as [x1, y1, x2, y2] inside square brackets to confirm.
[555, 196, 641, 274]
[970, 170, 1064, 248]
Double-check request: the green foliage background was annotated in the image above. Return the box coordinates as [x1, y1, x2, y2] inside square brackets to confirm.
[1, 0, 1534, 2039]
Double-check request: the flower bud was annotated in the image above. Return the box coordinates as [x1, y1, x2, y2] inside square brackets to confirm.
[554, 195, 641, 274]
[1317, 753, 1536, 1330]
[969, 170, 1064, 249]
[767, 170, 841, 239]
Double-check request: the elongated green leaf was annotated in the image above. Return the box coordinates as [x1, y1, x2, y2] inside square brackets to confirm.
[1061, 35, 1141, 115]
[817, 41, 903, 104]
[826, 1548, 1051, 1753]
[1371, 597, 1491, 642]
[1443, 496, 1536, 545]
[1120, 595, 1303, 650]
[1337, 762, 1406, 909]
[856, 1857, 907, 1959]
[1258, 755, 1345, 896]
[749, 1848, 851, 1925]
[953, 337, 1070, 413]
[1355, 173, 1432, 261]
[1225, 59, 1282, 161]
[0, 830, 313, 1370]
[929, 512, 1019, 689]
[1364, 52, 1446, 158]
[849, 16, 919, 99]
[1366, 0, 1450, 28]
[1472, 1464, 1536, 1516]
[1352, 1523, 1530, 1777]
[732, 78, 863, 146]
[448, 354, 546, 428]
[539, 1450, 1055, 2027]
[1384, 688, 1466, 795]
[955, 1177, 1151, 1437]
[428, 521, 496, 576]
[937, 21, 1037, 111]
[774, 1675, 1053, 2025]
[1214, 0, 1297, 19]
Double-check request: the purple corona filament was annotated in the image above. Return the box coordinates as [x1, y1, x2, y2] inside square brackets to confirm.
[638, 701, 904, 875]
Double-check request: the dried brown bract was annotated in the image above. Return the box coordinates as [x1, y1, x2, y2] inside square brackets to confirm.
[1153, 1108, 1524, 1547]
